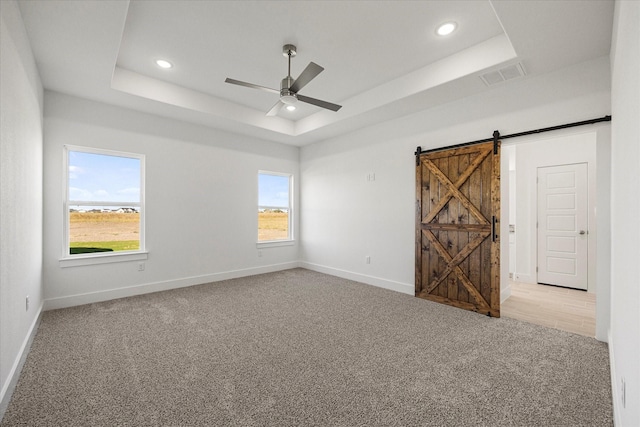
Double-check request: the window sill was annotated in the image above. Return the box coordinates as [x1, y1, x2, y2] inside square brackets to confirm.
[256, 240, 295, 249]
[59, 251, 148, 268]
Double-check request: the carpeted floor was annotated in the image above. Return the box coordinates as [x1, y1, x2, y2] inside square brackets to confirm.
[1, 268, 612, 426]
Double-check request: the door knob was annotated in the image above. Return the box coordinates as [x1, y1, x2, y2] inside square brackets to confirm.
[579, 230, 587, 235]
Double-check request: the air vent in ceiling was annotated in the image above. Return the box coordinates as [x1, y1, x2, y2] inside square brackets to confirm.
[480, 63, 526, 86]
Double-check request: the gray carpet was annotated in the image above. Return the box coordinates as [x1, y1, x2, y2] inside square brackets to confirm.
[1, 268, 612, 426]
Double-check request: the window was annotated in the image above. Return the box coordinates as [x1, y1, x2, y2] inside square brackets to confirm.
[63, 146, 145, 264]
[258, 171, 293, 243]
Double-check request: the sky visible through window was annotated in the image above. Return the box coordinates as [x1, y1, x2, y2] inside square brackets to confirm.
[258, 173, 289, 208]
[69, 151, 140, 203]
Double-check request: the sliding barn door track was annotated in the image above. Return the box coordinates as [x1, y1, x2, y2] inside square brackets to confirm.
[415, 115, 611, 165]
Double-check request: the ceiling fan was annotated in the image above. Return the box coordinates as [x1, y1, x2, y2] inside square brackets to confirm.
[225, 44, 342, 116]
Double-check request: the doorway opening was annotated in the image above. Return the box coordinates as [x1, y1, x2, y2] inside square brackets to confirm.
[500, 130, 600, 337]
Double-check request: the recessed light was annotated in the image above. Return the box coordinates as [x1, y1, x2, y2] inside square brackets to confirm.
[436, 22, 457, 36]
[286, 105, 296, 111]
[155, 59, 173, 69]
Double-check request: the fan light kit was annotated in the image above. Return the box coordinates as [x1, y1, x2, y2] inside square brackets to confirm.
[225, 44, 342, 116]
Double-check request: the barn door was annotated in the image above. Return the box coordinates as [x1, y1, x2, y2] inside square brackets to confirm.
[415, 141, 500, 317]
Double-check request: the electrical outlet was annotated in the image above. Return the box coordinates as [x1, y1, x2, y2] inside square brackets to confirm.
[138, 262, 145, 272]
[621, 377, 626, 408]
[25, 296, 29, 311]
[258, 250, 263, 258]
[366, 256, 371, 264]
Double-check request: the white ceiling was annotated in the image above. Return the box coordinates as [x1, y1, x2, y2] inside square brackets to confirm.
[17, 0, 614, 146]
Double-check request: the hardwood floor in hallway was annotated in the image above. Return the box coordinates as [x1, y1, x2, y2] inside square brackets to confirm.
[501, 281, 596, 337]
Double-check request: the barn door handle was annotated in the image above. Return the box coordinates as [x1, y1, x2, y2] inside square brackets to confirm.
[491, 216, 498, 242]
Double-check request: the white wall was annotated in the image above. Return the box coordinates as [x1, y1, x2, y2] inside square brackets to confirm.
[300, 55, 611, 319]
[0, 0, 44, 408]
[609, 0, 640, 425]
[42, 93, 300, 308]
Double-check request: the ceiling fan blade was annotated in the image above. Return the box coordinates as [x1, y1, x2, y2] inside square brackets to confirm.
[290, 62, 324, 93]
[297, 94, 342, 112]
[225, 78, 279, 95]
[266, 100, 285, 116]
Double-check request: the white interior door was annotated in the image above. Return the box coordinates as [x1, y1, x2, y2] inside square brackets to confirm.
[537, 163, 588, 290]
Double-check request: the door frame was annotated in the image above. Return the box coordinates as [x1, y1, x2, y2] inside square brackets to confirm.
[507, 132, 597, 294]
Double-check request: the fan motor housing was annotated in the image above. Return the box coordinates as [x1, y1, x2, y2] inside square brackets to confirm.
[280, 77, 297, 104]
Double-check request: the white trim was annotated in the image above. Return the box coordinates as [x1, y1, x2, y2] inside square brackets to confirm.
[608, 329, 622, 427]
[63, 145, 145, 261]
[256, 240, 295, 248]
[59, 250, 148, 268]
[500, 283, 512, 304]
[512, 273, 536, 285]
[0, 303, 43, 417]
[44, 262, 301, 310]
[65, 144, 144, 160]
[258, 171, 294, 242]
[299, 261, 414, 295]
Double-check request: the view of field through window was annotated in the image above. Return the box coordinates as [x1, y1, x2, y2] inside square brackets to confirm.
[67, 149, 142, 255]
[69, 208, 140, 254]
[258, 172, 291, 241]
[258, 209, 289, 241]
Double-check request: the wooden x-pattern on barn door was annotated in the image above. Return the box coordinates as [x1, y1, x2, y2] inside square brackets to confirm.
[415, 141, 500, 317]
[421, 151, 491, 225]
[420, 230, 490, 305]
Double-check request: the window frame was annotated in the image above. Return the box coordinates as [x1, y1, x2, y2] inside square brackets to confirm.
[257, 170, 294, 248]
[60, 145, 148, 267]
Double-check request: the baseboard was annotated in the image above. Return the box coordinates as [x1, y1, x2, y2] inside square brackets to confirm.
[44, 262, 300, 310]
[500, 283, 512, 303]
[608, 329, 621, 427]
[43, 261, 514, 312]
[299, 262, 414, 295]
[512, 273, 536, 284]
[303, 262, 514, 306]
[0, 303, 43, 422]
